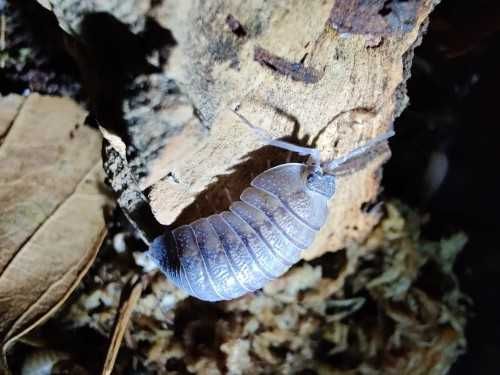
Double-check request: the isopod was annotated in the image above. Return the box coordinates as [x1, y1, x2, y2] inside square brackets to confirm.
[148, 110, 394, 301]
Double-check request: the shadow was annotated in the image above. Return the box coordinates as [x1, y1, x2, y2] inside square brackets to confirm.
[62, 12, 177, 242]
[66, 12, 176, 144]
[164, 109, 391, 230]
[382, 1, 500, 373]
[1, 0, 81, 96]
[167, 117, 312, 228]
[309, 249, 348, 279]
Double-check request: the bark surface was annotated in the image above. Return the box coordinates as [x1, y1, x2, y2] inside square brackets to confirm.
[39, 0, 439, 259]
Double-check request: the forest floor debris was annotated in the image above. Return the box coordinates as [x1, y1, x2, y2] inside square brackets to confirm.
[30, 201, 468, 374]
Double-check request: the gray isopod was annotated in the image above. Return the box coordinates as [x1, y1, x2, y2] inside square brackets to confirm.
[148, 110, 394, 302]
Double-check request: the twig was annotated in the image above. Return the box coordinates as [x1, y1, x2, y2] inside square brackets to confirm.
[101, 275, 145, 375]
[0, 14, 6, 69]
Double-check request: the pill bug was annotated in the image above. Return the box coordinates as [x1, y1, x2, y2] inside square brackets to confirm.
[148, 110, 394, 302]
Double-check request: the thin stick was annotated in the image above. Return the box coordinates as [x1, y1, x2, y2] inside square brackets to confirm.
[1, 14, 6, 69]
[102, 276, 144, 375]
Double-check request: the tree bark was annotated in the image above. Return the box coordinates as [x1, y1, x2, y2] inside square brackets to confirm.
[38, 0, 440, 259]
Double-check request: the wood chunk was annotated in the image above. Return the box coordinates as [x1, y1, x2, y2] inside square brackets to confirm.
[143, 0, 439, 259]
[41, 0, 440, 260]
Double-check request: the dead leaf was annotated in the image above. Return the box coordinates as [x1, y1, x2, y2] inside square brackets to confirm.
[102, 276, 144, 375]
[0, 94, 108, 369]
[0, 94, 25, 140]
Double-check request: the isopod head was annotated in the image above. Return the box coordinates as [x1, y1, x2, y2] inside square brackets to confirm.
[149, 232, 186, 292]
[305, 168, 336, 198]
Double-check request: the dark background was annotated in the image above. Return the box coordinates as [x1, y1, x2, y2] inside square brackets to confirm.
[383, 1, 500, 373]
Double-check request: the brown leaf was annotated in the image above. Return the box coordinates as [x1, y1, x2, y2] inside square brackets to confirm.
[0, 94, 25, 140]
[0, 94, 108, 368]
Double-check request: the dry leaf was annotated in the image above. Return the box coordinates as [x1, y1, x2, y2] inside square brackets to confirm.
[0, 94, 108, 369]
[0, 94, 25, 140]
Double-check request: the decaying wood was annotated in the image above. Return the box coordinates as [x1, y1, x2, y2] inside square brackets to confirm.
[40, 0, 439, 259]
[0, 94, 109, 370]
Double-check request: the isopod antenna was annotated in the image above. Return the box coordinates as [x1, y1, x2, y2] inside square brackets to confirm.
[230, 108, 322, 167]
[324, 129, 395, 173]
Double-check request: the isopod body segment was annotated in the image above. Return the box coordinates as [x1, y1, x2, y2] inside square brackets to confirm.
[148, 162, 335, 301]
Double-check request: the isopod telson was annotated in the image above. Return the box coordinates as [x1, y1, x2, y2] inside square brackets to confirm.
[148, 109, 394, 301]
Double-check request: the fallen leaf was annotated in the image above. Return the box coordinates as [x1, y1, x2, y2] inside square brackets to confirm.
[0, 94, 108, 369]
[0, 94, 25, 140]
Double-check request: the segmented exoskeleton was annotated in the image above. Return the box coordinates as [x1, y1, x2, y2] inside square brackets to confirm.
[148, 110, 394, 301]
